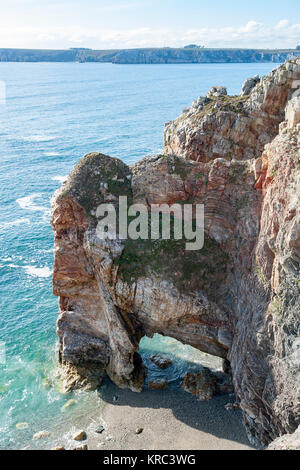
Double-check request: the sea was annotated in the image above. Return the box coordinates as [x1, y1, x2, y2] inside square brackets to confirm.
[0, 61, 278, 449]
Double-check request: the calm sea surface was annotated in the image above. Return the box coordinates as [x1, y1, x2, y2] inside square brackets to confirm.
[0, 62, 278, 449]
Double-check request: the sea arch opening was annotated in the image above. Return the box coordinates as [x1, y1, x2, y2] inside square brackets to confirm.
[138, 333, 225, 393]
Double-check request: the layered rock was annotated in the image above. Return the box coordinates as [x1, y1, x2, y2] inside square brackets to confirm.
[51, 59, 300, 448]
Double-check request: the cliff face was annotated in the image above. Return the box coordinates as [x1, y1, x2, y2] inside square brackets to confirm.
[51, 59, 300, 447]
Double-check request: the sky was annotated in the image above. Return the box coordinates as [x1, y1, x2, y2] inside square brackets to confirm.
[0, 0, 300, 50]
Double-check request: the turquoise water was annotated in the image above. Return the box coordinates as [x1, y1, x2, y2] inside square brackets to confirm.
[0, 62, 278, 449]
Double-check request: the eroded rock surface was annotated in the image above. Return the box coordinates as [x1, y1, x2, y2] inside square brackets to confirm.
[241, 75, 260, 96]
[51, 59, 300, 448]
[267, 426, 300, 450]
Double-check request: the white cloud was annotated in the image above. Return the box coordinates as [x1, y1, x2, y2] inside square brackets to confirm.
[238, 21, 264, 33]
[276, 19, 289, 29]
[0, 21, 299, 49]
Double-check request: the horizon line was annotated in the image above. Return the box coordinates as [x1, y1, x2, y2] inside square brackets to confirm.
[0, 46, 299, 52]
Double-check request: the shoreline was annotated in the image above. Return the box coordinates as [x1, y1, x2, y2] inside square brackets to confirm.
[54, 383, 254, 451]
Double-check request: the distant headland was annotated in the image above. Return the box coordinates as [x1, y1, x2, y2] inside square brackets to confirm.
[0, 46, 300, 64]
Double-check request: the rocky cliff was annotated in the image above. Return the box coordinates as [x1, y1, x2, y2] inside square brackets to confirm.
[51, 59, 300, 448]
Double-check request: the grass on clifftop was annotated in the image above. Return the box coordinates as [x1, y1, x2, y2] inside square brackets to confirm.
[174, 94, 250, 126]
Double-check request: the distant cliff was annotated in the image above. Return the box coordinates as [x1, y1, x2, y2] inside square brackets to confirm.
[0, 47, 300, 64]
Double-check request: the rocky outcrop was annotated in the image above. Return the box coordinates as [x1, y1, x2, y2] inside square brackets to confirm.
[164, 61, 300, 163]
[51, 59, 300, 448]
[150, 354, 172, 369]
[268, 426, 300, 450]
[241, 75, 260, 96]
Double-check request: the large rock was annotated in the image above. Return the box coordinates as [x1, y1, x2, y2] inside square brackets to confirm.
[207, 86, 227, 97]
[51, 59, 300, 447]
[182, 368, 218, 401]
[150, 354, 172, 369]
[182, 368, 233, 400]
[240, 75, 260, 96]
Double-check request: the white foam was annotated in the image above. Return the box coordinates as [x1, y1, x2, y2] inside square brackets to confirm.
[16, 194, 48, 213]
[23, 266, 52, 278]
[51, 175, 68, 183]
[2, 261, 52, 278]
[0, 218, 30, 229]
[44, 152, 62, 157]
[22, 135, 58, 143]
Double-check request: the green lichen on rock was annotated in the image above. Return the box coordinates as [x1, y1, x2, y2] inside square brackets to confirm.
[158, 154, 197, 181]
[234, 194, 249, 211]
[170, 156, 190, 180]
[116, 227, 230, 295]
[216, 94, 249, 115]
[228, 163, 249, 184]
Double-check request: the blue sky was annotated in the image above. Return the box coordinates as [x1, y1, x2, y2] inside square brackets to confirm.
[0, 0, 299, 49]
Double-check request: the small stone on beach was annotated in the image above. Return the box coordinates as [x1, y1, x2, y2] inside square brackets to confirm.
[95, 425, 105, 434]
[135, 427, 143, 435]
[33, 430, 51, 440]
[225, 402, 240, 411]
[74, 444, 88, 451]
[73, 430, 87, 441]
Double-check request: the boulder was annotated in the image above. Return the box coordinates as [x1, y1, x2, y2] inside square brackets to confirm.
[182, 368, 217, 401]
[207, 86, 227, 97]
[240, 76, 260, 96]
[73, 431, 87, 441]
[148, 379, 169, 390]
[33, 431, 51, 440]
[150, 354, 172, 369]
